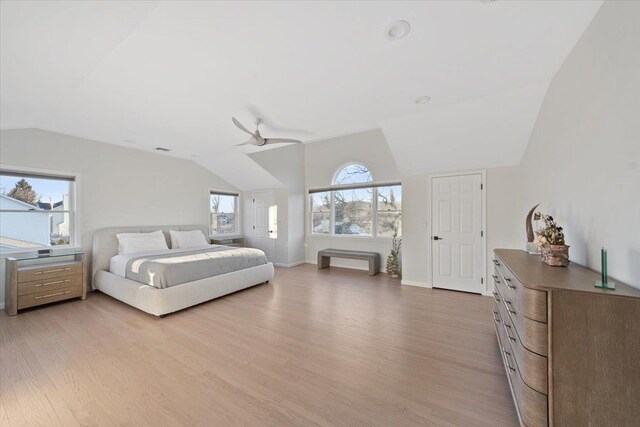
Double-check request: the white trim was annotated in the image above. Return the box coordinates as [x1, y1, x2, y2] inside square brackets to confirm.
[427, 169, 487, 294]
[274, 260, 306, 268]
[0, 163, 81, 255]
[0, 303, 5, 309]
[401, 280, 432, 288]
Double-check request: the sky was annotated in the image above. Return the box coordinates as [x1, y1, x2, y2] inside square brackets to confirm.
[0, 175, 69, 203]
[210, 194, 235, 213]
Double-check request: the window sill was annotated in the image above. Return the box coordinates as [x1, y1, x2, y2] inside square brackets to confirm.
[0, 245, 82, 259]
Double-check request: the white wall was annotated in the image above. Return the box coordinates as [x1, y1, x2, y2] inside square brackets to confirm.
[521, 0, 640, 289]
[246, 144, 306, 266]
[401, 166, 522, 292]
[304, 129, 402, 271]
[0, 128, 237, 306]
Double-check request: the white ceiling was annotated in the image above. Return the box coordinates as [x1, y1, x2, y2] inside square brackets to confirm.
[1, 1, 602, 189]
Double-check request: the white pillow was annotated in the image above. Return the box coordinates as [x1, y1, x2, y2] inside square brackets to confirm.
[170, 230, 208, 249]
[116, 230, 168, 254]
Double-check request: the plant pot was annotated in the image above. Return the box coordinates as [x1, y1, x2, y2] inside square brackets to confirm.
[541, 244, 570, 267]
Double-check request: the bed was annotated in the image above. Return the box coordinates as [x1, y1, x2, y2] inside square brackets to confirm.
[91, 225, 274, 317]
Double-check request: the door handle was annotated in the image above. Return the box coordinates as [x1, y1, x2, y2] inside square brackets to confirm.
[433, 236, 443, 240]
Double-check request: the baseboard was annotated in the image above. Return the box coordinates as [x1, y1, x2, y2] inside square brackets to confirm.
[401, 280, 432, 288]
[274, 260, 306, 268]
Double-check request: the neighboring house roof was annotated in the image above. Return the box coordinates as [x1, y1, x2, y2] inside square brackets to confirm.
[0, 236, 45, 248]
[37, 200, 64, 210]
[0, 194, 43, 210]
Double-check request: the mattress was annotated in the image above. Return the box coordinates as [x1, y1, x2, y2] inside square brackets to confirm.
[109, 245, 268, 289]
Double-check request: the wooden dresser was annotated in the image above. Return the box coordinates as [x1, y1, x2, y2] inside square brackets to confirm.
[492, 249, 640, 427]
[5, 251, 87, 316]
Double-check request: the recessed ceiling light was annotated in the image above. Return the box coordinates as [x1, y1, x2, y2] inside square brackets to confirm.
[154, 147, 171, 152]
[385, 20, 410, 41]
[415, 96, 431, 105]
[123, 139, 137, 144]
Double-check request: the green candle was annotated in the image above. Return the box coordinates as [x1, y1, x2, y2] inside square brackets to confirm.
[601, 248, 608, 285]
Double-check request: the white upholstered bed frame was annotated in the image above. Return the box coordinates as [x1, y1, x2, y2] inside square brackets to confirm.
[91, 225, 274, 317]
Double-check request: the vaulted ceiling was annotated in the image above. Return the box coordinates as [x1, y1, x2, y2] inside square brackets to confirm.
[1, 1, 602, 189]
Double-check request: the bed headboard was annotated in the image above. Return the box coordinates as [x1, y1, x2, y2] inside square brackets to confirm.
[91, 225, 209, 281]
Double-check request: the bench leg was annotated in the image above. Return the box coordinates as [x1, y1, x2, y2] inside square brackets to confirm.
[368, 257, 381, 276]
[318, 255, 331, 270]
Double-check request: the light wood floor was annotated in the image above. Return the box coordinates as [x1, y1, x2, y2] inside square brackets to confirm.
[1, 264, 518, 426]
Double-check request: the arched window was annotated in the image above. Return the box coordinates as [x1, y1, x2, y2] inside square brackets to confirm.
[332, 163, 373, 186]
[310, 161, 401, 237]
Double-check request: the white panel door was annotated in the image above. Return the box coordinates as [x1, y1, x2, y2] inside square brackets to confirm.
[252, 190, 276, 262]
[432, 174, 483, 294]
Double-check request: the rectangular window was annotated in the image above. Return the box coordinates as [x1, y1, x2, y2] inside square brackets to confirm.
[334, 188, 373, 236]
[0, 170, 76, 253]
[376, 185, 402, 237]
[309, 183, 401, 237]
[210, 191, 239, 236]
[310, 191, 331, 234]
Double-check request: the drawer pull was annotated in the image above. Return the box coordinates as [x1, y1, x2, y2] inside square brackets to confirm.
[504, 277, 516, 289]
[34, 267, 72, 275]
[35, 279, 70, 288]
[505, 300, 517, 315]
[492, 310, 501, 323]
[504, 324, 517, 342]
[492, 291, 501, 302]
[492, 274, 500, 284]
[503, 350, 517, 372]
[34, 290, 71, 300]
[493, 259, 500, 266]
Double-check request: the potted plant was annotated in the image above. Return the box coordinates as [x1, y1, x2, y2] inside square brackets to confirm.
[387, 231, 402, 278]
[534, 212, 569, 267]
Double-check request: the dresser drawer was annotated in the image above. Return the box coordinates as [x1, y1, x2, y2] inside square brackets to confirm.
[493, 257, 547, 322]
[18, 275, 83, 296]
[18, 262, 83, 283]
[495, 268, 548, 356]
[503, 348, 548, 427]
[17, 285, 83, 310]
[495, 287, 548, 395]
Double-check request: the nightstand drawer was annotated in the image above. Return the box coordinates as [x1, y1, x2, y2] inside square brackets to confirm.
[17, 285, 83, 310]
[18, 262, 82, 283]
[18, 275, 83, 296]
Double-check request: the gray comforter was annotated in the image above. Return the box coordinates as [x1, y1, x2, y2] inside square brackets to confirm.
[125, 246, 268, 288]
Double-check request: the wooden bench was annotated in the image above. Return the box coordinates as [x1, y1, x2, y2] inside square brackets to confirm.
[317, 249, 381, 276]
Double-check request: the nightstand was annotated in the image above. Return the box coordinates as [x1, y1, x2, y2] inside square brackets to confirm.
[211, 236, 245, 247]
[5, 250, 86, 316]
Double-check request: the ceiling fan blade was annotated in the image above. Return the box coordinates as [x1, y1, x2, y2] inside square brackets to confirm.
[232, 117, 254, 136]
[235, 139, 254, 146]
[263, 138, 302, 145]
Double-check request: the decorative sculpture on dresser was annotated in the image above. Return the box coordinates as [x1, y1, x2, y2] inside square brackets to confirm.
[525, 203, 540, 254]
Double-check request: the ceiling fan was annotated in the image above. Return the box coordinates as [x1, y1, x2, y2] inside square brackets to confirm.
[232, 117, 302, 146]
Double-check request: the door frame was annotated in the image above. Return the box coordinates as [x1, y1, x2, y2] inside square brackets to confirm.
[251, 189, 277, 262]
[427, 170, 487, 294]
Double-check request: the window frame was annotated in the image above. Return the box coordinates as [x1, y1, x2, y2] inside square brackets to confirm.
[309, 190, 331, 235]
[0, 164, 80, 256]
[308, 180, 401, 239]
[375, 184, 402, 238]
[209, 190, 240, 238]
[331, 161, 374, 186]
